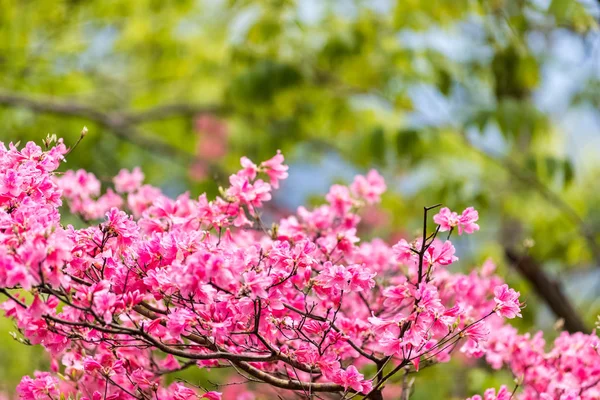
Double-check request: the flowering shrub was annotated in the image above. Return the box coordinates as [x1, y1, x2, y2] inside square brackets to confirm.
[0, 138, 597, 399]
[468, 328, 600, 400]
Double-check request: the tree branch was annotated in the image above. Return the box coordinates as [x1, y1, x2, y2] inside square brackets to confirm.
[127, 103, 229, 124]
[0, 90, 227, 166]
[0, 91, 111, 122]
[504, 248, 589, 333]
[232, 360, 346, 394]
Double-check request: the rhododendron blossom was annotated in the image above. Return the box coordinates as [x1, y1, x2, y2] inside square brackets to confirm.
[472, 328, 600, 399]
[0, 137, 594, 400]
[433, 206, 480, 235]
[114, 167, 145, 193]
[493, 284, 523, 319]
[466, 385, 511, 400]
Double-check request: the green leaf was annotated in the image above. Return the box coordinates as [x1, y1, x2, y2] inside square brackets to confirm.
[563, 159, 574, 186]
[370, 127, 386, 166]
[396, 129, 423, 166]
[228, 60, 303, 104]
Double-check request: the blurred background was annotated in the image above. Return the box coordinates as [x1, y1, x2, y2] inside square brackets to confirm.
[1, 0, 600, 398]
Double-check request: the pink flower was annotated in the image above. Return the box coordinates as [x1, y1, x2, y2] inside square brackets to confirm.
[166, 308, 196, 338]
[424, 240, 458, 266]
[239, 157, 258, 180]
[104, 207, 139, 247]
[82, 356, 123, 376]
[346, 264, 376, 292]
[315, 262, 352, 291]
[404, 326, 425, 347]
[200, 392, 222, 400]
[0, 252, 31, 289]
[159, 354, 181, 371]
[333, 365, 373, 394]
[350, 170, 386, 204]
[303, 320, 330, 335]
[226, 173, 272, 207]
[0, 169, 23, 197]
[242, 270, 271, 299]
[131, 368, 157, 390]
[464, 321, 489, 344]
[83, 358, 103, 372]
[260, 150, 288, 189]
[17, 372, 60, 400]
[433, 207, 480, 235]
[382, 283, 411, 309]
[392, 239, 414, 263]
[113, 167, 144, 193]
[433, 207, 460, 231]
[493, 284, 522, 319]
[379, 330, 404, 356]
[16, 372, 60, 400]
[458, 207, 480, 235]
[466, 385, 511, 400]
[171, 382, 198, 400]
[414, 283, 444, 314]
[325, 184, 354, 215]
[57, 169, 101, 199]
[93, 290, 118, 324]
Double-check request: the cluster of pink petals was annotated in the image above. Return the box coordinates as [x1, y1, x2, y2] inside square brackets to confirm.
[467, 385, 511, 400]
[114, 167, 144, 193]
[0, 138, 562, 400]
[471, 327, 600, 399]
[16, 373, 61, 400]
[57, 169, 123, 220]
[493, 284, 522, 319]
[433, 206, 480, 235]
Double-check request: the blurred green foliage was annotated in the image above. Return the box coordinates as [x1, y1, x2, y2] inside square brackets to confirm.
[0, 294, 49, 395]
[1, 0, 600, 397]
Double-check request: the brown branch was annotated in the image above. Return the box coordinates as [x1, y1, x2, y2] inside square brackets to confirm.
[0, 90, 227, 124]
[283, 303, 381, 363]
[134, 303, 321, 374]
[139, 301, 346, 393]
[504, 248, 589, 333]
[0, 90, 227, 166]
[232, 360, 346, 394]
[135, 332, 280, 363]
[127, 103, 229, 124]
[0, 91, 111, 122]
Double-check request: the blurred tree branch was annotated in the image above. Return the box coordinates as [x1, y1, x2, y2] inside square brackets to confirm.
[0, 90, 228, 166]
[127, 103, 229, 124]
[504, 248, 589, 334]
[462, 133, 596, 333]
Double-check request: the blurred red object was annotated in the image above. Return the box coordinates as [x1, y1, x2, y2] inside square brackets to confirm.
[190, 114, 229, 181]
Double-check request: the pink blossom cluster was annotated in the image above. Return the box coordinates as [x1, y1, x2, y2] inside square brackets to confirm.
[470, 327, 600, 399]
[0, 137, 569, 400]
[433, 206, 480, 235]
